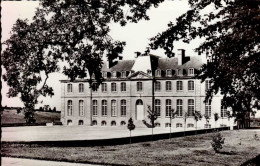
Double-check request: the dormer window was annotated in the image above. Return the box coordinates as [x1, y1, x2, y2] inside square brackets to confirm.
[121, 71, 126, 78]
[112, 71, 117, 78]
[166, 69, 172, 77]
[177, 69, 183, 76]
[147, 69, 152, 74]
[102, 72, 107, 78]
[155, 70, 161, 77]
[188, 68, 194, 76]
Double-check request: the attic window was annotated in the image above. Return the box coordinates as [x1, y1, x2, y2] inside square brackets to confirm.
[102, 72, 107, 78]
[147, 69, 152, 74]
[121, 71, 126, 78]
[155, 70, 161, 77]
[166, 69, 172, 77]
[177, 69, 183, 76]
[188, 68, 194, 76]
[112, 71, 117, 78]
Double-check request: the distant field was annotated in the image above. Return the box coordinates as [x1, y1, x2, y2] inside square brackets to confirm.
[1, 109, 60, 124]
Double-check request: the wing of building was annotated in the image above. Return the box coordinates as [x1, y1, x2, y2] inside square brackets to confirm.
[60, 50, 232, 129]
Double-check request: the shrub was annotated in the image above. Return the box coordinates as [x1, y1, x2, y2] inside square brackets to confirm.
[211, 132, 225, 153]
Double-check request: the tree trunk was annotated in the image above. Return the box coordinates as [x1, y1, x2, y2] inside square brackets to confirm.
[130, 130, 132, 145]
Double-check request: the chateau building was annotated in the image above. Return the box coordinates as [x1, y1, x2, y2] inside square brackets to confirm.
[60, 50, 232, 128]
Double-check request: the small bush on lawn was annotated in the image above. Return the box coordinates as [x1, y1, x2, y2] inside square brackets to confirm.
[211, 132, 225, 153]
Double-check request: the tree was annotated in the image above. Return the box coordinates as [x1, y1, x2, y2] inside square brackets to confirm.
[193, 110, 202, 134]
[48, 107, 52, 112]
[147, 105, 158, 141]
[211, 132, 225, 153]
[53, 107, 57, 112]
[2, 0, 165, 124]
[169, 108, 177, 140]
[214, 113, 219, 129]
[183, 112, 188, 136]
[204, 114, 210, 131]
[39, 107, 44, 112]
[149, 0, 260, 123]
[127, 117, 136, 145]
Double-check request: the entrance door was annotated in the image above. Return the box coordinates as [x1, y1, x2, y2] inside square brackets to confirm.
[136, 99, 144, 120]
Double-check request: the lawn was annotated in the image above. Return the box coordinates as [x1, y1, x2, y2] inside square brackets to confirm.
[1, 130, 260, 165]
[1, 109, 60, 124]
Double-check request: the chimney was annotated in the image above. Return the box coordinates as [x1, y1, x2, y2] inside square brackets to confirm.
[177, 49, 185, 65]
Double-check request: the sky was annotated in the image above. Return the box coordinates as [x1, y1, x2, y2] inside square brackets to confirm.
[2, 0, 199, 110]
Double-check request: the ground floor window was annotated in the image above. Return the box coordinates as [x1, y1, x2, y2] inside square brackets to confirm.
[101, 121, 107, 126]
[187, 123, 194, 128]
[120, 121, 126, 126]
[67, 120, 72, 125]
[205, 124, 211, 128]
[176, 123, 183, 128]
[165, 123, 171, 127]
[155, 123, 160, 127]
[92, 120, 97, 126]
[78, 120, 84, 125]
[220, 124, 227, 127]
[111, 121, 116, 126]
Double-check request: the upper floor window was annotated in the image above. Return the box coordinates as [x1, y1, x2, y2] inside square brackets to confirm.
[188, 99, 194, 116]
[205, 80, 211, 91]
[102, 83, 107, 92]
[177, 99, 183, 116]
[121, 82, 126, 92]
[67, 100, 73, 116]
[137, 82, 143, 92]
[79, 100, 84, 116]
[92, 100, 98, 116]
[177, 81, 183, 91]
[188, 81, 194, 91]
[166, 69, 172, 77]
[155, 99, 161, 117]
[79, 83, 84, 93]
[165, 99, 172, 117]
[102, 100, 107, 116]
[177, 69, 183, 76]
[92, 83, 98, 92]
[166, 81, 172, 91]
[67, 84, 72, 93]
[111, 100, 117, 117]
[155, 81, 161, 91]
[121, 99, 127, 117]
[111, 82, 117, 92]
[121, 71, 126, 78]
[155, 70, 161, 77]
[205, 100, 211, 117]
[188, 68, 194, 76]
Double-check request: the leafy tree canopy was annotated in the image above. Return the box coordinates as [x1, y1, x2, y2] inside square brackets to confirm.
[2, 0, 164, 113]
[149, 0, 260, 113]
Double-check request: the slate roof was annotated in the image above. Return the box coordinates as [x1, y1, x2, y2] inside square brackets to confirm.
[102, 60, 135, 72]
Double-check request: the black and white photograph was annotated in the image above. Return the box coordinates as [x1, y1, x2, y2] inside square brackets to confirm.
[1, 0, 260, 165]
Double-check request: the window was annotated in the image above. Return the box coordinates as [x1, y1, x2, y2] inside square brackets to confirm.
[102, 100, 107, 116]
[112, 71, 117, 78]
[177, 81, 183, 91]
[155, 82, 161, 91]
[177, 69, 183, 76]
[205, 80, 210, 91]
[176, 123, 183, 128]
[137, 82, 143, 92]
[177, 99, 183, 116]
[155, 99, 161, 116]
[166, 81, 172, 91]
[121, 99, 127, 117]
[79, 83, 84, 93]
[92, 120, 97, 126]
[101, 121, 107, 126]
[92, 83, 98, 92]
[165, 123, 171, 127]
[155, 123, 161, 127]
[188, 68, 194, 76]
[67, 120, 72, 125]
[188, 99, 194, 116]
[166, 69, 172, 77]
[67, 84, 72, 92]
[79, 100, 84, 116]
[120, 121, 126, 126]
[121, 82, 126, 92]
[102, 83, 107, 92]
[121, 71, 126, 78]
[165, 99, 172, 117]
[204, 124, 211, 128]
[188, 81, 194, 91]
[111, 100, 117, 117]
[79, 120, 84, 125]
[221, 104, 227, 118]
[111, 82, 117, 92]
[187, 123, 194, 128]
[205, 100, 211, 117]
[102, 72, 107, 78]
[92, 100, 98, 116]
[155, 70, 161, 77]
[111, 121, 116, 126]
[147, 69, 152, 74]
[67, 100, 73, 116]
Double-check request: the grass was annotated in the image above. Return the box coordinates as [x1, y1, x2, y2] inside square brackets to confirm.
[1, 109, 60, 124]
[2, 130, 260, 165]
